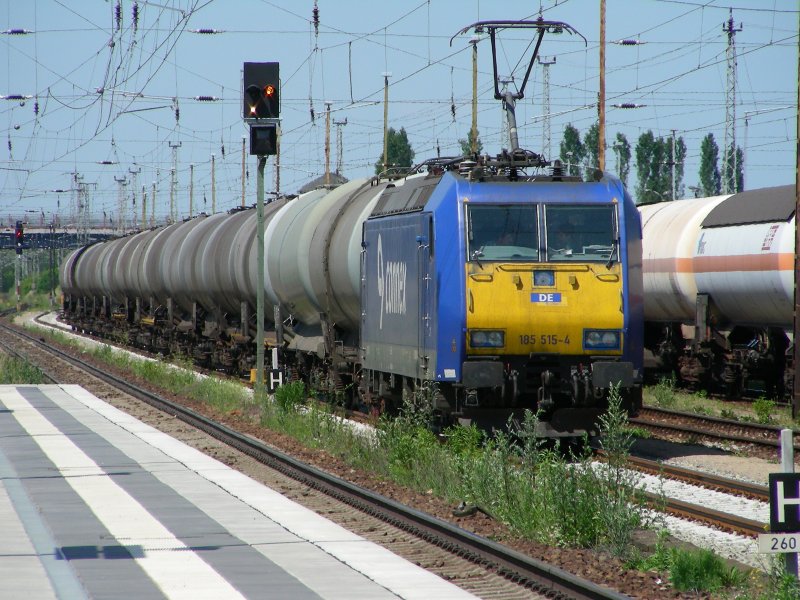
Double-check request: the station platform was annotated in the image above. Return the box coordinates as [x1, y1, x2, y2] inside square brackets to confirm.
[0, 385, 477, 599]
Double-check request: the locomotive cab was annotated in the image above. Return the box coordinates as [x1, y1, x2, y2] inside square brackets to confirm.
[460, 181, 641, 434]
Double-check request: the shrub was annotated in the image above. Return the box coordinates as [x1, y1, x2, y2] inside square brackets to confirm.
[668, 547, 746, 593]
[443, 423, 484, 457]
[653, 376, 676, 408]
[753, 396, 775, 424]
[274, 380, 306, 412]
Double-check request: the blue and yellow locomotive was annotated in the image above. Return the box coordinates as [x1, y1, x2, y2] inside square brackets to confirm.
[361, 161, 643, 435]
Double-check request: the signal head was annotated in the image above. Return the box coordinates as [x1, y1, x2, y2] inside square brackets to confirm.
[242, 62, 280, 120]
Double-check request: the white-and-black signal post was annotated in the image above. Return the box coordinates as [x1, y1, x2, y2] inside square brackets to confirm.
[759, 429, 800, 578]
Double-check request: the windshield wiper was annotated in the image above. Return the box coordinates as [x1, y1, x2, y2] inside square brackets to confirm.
[471, 249, 484, 268]
[606, 239, 619, 269]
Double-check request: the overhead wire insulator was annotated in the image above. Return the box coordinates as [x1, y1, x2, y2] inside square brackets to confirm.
[312, 1, 319, 38]
[132, 3, 139, 33]
[3, 29, 33, 35]
[34, 99, 39, 115]
[115, 1, 122, 31]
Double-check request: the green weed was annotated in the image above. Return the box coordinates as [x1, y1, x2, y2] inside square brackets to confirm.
[668, 547, 747, 593]
[753, 396, 776, 425]
[0, 355, 46, 384]
[653, 376, 677, 408]
[273, 380, 306, 412]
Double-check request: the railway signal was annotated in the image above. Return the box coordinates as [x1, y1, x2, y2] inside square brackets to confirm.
[15, 220, 23, 254]
[243, 62, 279, 120]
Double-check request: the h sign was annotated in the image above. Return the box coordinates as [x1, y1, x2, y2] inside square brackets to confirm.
[769, 473, 800, 533]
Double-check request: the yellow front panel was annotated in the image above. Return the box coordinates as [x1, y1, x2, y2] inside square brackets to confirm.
[466, 261, 624, 356]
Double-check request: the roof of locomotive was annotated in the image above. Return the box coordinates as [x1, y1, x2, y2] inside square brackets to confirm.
[368, 160, 630, 219]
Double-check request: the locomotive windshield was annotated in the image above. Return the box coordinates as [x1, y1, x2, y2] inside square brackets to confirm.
[466, 204, 539, 261]
[545, 204, 618, 263]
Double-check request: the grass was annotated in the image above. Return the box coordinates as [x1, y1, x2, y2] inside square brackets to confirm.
[627, 532, 749, 596]
[669, 547, 747, 593]
[0, 354, 46, 384]
[264, 382, 655, 556]
[643, 381, 798, 430]
[23, 321, 250, 414]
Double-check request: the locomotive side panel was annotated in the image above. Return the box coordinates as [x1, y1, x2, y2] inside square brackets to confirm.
[361, 212, 430, 380]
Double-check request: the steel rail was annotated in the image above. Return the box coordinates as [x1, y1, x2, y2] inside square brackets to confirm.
[625, 454, 769, 501]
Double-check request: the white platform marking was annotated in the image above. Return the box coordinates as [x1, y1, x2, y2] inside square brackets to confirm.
[0, 386, 246, 600]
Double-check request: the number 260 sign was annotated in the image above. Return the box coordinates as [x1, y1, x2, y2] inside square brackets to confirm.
[760, 473, 800, 554]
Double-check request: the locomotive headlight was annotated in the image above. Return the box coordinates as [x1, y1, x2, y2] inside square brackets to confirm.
[583, 329, 621, 350]
[533, 270, 555, 287]
[470, 330, 505, 348]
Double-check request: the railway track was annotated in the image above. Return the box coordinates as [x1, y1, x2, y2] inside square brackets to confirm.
[630, 406, 793, 459]
[0, 317, 628, 600]
[620, 455, 768, 538]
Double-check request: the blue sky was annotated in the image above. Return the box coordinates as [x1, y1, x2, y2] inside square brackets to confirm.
[1, 0, 796, 227]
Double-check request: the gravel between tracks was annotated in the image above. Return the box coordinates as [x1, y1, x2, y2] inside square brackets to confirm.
[15, 312, 779, 598]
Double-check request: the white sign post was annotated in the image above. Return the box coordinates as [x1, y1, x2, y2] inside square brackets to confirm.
[760, 429, 799, 579]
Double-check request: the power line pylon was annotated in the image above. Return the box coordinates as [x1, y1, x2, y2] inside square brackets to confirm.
[334, 117, 348, 174]
[114, 175, 128, 235]
[722, 8, 742, 194]
[538, 56, 556, 160]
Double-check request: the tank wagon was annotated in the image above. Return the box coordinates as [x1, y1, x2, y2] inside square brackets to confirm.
[59, 18, 643, 436]
[640, 184, 794, 397]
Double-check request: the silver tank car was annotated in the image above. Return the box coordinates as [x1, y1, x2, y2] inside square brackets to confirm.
[640, 185, 794, 396]
[60, 175, 417, 367]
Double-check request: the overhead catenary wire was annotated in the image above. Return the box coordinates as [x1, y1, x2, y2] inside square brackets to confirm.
[0, 1, 795, 217]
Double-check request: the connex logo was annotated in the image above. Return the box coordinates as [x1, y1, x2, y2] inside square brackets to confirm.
[377, 234, 407, 329]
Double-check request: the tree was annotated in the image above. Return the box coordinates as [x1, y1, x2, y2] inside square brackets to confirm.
[635, 131, 659, 202]
[722, 143, 744, 193]
[613, 132, 631, 188]
[375, 127, 415, 175]
[698, 133, 721, 197]
[634, 130, 686, 203]
[459, 129, 483, 157]
[583, 122, 600, 180]
[670, 135, 687, 199]
[559, 124, 585, 177]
